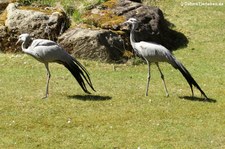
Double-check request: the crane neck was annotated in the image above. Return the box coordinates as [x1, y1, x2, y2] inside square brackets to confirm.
[21, 38, 33, 52]
[130, 23, 138, 47]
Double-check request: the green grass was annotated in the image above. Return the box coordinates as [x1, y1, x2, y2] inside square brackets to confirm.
[1, 0, 225, 148]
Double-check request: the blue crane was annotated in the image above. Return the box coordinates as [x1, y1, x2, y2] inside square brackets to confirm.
[16, 33, 95, 98]
[124, 18, 208, 99]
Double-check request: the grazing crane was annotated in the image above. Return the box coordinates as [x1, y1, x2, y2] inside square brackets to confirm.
[16, 33, 95, 98]
[124, 18, 208, 99]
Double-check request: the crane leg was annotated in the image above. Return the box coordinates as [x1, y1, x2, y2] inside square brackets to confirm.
[156, 63, 169, 97]
[145, 61, 151, 96]
[43, 63, 51, 99]
[190, 86, 194, 97]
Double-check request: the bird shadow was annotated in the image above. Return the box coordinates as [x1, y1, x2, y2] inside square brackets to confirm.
[67, 94, 112, 101]
[179, 96, 217, 103]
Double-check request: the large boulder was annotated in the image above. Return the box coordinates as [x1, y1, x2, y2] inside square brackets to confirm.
[57, 0, 188, 62]
[117, 1, 188, 50]
[0, 3, 69, 52]
[83, 0, 188, 51]
[0, 0, 188, 62]
[58, 28, 127, 63]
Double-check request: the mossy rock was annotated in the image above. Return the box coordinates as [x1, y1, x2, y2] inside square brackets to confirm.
[1, 3, 70, 52]
[81, 0, 188, 52]
[82, 0, 125, 30]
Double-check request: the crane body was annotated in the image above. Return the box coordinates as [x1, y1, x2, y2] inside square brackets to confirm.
[125, 18, 208, 99]
[16, 33, 95, 98]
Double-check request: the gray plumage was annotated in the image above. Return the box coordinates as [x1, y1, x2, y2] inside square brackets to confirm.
[16, 33, 95, 98]
[125, 18, 208, 99]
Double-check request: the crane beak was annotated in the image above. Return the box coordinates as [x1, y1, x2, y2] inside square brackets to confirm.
[15, 39, 22, 52]
[16, 39, 21, 45]
[122, 21, 128, 25]
[124, 20, 132, 24]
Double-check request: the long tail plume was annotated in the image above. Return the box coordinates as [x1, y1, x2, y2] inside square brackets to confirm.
[63, 58, 95, 94]
[169, 55, 208, 99]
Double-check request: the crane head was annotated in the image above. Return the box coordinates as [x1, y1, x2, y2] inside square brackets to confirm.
[125, 18, 138, 24]
[122, 18, 139, 30]
[16, 33, 31, 45]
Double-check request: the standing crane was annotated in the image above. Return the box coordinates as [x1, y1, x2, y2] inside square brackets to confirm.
[16, 33, 95, 98]
[124, 18, 208, 99]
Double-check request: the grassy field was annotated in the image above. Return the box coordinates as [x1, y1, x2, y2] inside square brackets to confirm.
[1, 0, 225, 148]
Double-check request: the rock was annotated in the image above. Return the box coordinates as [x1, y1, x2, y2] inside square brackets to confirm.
[0, 0, 10, 11]
[82, 0, 188, 51]
[0, 0, 188, 63]
[5, 3, 69, 39]
[5, 3, 49, 37]
[58, 28, 128, 62]
[45, 11, 70, 41]
[0, 3, 70, 52]
[57, 0, 188, 62]
[118, 1, 188, 50]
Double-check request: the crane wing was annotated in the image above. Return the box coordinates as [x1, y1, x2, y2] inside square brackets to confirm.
[31, 39, 58, 48]
[27, 39, 64, 62]
[135, 41, 173, 63]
